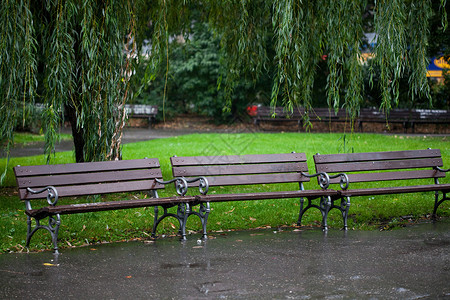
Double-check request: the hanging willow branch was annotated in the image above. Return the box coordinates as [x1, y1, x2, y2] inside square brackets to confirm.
[1, 0, 448, 184]
[373, 0, 408, 112]
[0, 0, 37, 181]
[407, 0, 432, 104]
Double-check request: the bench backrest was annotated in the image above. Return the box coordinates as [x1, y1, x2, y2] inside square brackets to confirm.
[255, 106, 345, 120]
[124, 104, 158, 116]
[171, 153, 310, 187]
[313, 149, 446, 185]
[14, 158, 164, 200]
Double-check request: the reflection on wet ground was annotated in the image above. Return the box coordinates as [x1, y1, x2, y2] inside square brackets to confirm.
[0, 221, 449, 299]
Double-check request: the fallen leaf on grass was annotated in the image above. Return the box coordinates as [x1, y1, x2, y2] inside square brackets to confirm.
[224, 207, 235, 214]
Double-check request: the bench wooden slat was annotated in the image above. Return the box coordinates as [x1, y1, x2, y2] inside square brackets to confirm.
[14, 158, 160, 177]
[170, 153, 306, 166]
[185, 173, 310, 187]
[196, 189, 337, 202]
[316, 158, 443, 173]
[27, 196, 196, 218]
[339, 184, 450, 197]
[314, 149, 442, 164]
[172, 162, 308, 177]
[16, 169, 163, 188]
[19, 179, 164, 200]
[328, 169, 446, 184]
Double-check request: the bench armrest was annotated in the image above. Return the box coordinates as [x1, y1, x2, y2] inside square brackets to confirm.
[329, 173, 349, 190]
[301, 172, 330, 189]
[155, 177, 189, 196]
[183, 176, 209, 195]
[25, 186, 59, 210]
[435, 166, 450, 173]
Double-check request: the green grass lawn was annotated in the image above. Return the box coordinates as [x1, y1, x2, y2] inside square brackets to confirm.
[0, 132, 449, 252]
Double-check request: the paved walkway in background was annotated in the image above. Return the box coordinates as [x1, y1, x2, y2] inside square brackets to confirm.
[1, 128, 196, 158]
[0, 221, 449, 299]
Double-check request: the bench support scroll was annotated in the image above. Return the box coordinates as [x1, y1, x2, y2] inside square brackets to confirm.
[25, 186, 61, 253]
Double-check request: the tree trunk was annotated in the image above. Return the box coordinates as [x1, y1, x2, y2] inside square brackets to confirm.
[67, 22, 85, 163]
[65, 102, 85, 163]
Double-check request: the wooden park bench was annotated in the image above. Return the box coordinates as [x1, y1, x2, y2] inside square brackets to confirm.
[357, 108, 414, 133]
[251, 106, 449, 133]
[348, 108, 448, 133]
[14, 158, 195, 253]
[170, 153, 344, 238]
[302, 149, 450, 229]
[409, 109, 450, 133]
[125, 104, 158, 128]
[250, 106, 353, 131]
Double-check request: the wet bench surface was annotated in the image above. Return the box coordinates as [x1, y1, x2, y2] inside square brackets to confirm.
[311, 149, 450, 229]
[171, 152, 338, 237]
[14, 158, 194, 252]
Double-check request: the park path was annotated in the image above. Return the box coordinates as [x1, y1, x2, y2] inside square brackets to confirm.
[0, 221, 449, 299]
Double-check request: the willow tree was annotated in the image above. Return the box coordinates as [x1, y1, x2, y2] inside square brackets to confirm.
[1, 0, 135, 168]
[1, 0, 448, 178]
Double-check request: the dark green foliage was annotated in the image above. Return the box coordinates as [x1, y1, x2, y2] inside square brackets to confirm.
[132, 20, 265, 123]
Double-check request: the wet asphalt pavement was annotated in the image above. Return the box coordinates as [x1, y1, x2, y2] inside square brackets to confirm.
[0, 221, 449, 299]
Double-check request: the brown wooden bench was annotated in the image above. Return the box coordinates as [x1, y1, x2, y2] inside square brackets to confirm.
[252, 106, 449, 133]
[14, 158, 194, 253]
[409, 109, 450, 133]
[251, 106, 354, 131]
[306, 149, 450, 229]
[125, 104, 158, 128]
[171, 153, 341, 238]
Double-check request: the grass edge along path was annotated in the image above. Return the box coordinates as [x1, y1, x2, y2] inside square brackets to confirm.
[0, 132, 449, 253]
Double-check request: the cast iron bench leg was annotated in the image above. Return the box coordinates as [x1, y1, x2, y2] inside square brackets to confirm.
[151, 204, 189, 240]
[337, 196, 350, 230]
[327, 196, 350, 230]
[182, 202, 210, 240]
[432, 191, 449, 221]
[180, 203, 190, 240]
[320, 196, 332, 231]
[297, 196, 331, 230]
[26, 214, 61, 253]
[297, 197, 307, 226]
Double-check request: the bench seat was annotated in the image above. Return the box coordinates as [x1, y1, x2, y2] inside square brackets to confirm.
[195, 190, 337, 202]
[339, 184, 450, 197]
[26, 196, 195, 219]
